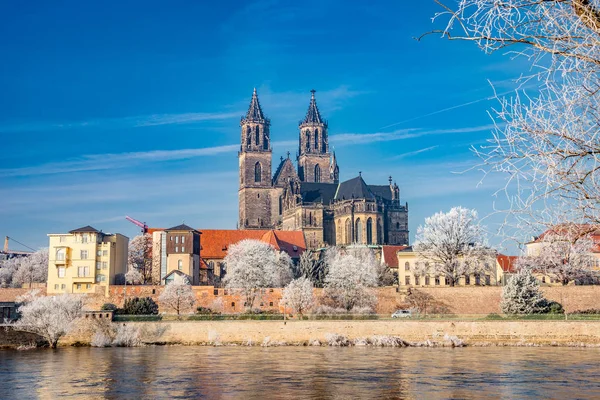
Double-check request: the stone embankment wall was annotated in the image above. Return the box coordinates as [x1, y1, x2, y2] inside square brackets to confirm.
[101, 320, 600, 345]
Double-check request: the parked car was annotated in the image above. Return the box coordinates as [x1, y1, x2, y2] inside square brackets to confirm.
[392, 309, 412, 318]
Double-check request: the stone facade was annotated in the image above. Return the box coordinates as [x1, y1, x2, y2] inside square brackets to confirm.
[238, 89, 409, 249]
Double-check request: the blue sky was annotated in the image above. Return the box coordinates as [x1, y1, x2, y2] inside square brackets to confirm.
[0, 1, 533, 253]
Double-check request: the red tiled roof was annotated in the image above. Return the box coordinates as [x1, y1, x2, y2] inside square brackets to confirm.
[382, 245, 409, 268]
[151, 228, 307, 260]
[531, 224, 600, 253]
[497, 254, 518, 273]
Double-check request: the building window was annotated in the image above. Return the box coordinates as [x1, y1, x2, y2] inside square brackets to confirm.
[542, 276, 546, 283]
[345, 218, 352, 244]
[175, 247, 179, 253]
[396, 222, 400, 230]
[415, 276, 420, 285]
[61, 284, 66, 290]
[255, 125, 260, 146]
[56, 248, 65, 261]
[54, 284, 59, 290]
[97, 250, 102, 256]
[181, 246, 185, 253]
[485, 275, 491, 285]
[96, 274, 106, 283]
[103, 250, 108, 256]
[465, 275, 470, 285]
[59, 236, 66, 243]
[425, 276, 430, 285]
[178, 260, 183, 270]
[355, 218, 363, 243]
[82, 234, 88, 243]
[77, 284, 81, 290]
[315, 129, 319, 149]
[96, 262, 101, 270]
[181, 236, 185, 244]
[366, 218, 373, 244]
[86, 284, 91, 289]
[81, 250, 88, 260]
[475, 275, 481, 285]
[314, 164, 321, 183]
[214, 289, 219, 295]
[445, 277, 449, 285]
[231, 302, 235, 308]
[254, 162, 262, 182]
[405, 276, 410, 285]
[78, 266, 90, 277]
[306, 132, 311, 152]
[175, 236, 179, 244]
[58, 267, 65, 278]
[435, 276, 440, 285]
[405, 262, 410, 271]
[102, 262, 107, 270]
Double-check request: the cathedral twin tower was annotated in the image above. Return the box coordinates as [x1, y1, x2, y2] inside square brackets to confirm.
[238, 88, 409, 248]
[238, 89, 338, 230]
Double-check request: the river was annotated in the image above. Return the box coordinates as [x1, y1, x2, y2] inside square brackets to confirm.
[0, 347, 599, 399]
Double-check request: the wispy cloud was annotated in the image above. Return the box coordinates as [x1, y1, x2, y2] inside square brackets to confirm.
[0, 111, 241, 133]
[392, 145, 439, 160]
[331, 124, 495, 145]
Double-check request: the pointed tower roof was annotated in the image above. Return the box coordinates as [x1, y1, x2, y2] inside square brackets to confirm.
[243, 88, 267, 122]
[301, 89, 325, 125]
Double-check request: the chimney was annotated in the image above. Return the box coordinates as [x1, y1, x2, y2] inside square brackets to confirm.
[3, 236, 8, 252]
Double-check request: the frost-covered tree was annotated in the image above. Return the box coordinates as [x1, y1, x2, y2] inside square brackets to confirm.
[124, 268, 144, 285]
[413, 207, 496, 286]
[520, 226, 597, 285]
[299, 250, 328, 287]
[281, 277, 314, 316]
[0, 249, 48, 288]
[128, 234, 153, 284]
[501, 268, 548, 315]
[323, 247, 379, 312]
[158, 274, 196, 316]
[14, 292, 83, 348]
[430, 1, 600, 236]
[223, 239, 294, 310]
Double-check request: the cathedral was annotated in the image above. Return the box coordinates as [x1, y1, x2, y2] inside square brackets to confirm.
[238, 89, 409, 249]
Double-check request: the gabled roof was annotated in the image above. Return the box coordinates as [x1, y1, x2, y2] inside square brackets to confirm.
[195, 229, 307, 260]
[497, 254, 518, 273]
[166, 224, 200, 233]
[243, 88, 267, 122]
[335, 176, 375, 201]
[300, 90, 324, 125]
[382, 245, 409, 268]
[273, 156, 298, 186]
[69, 226, 100, 234]
[369, 185, 393, 202]
[300, 182, 338, 204]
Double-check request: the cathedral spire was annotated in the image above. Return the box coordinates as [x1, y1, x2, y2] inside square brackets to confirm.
[301, 89, 324, 125]
[244, 88, 267, 122]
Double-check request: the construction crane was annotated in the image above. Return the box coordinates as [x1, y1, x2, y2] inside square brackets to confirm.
[125, 216, 149, 234]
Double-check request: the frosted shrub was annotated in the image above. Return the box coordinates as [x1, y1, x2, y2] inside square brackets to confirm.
[443, 334, 465, 348]
[91, 331, 113, 348]
[112, 324, 142, 347]
[325, 333, 350, 346]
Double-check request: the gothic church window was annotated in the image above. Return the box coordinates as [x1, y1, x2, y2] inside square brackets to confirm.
[366, 218, 373, 244]
[279, 196, 283, 215]
[254, 162, 262, 182]
[255, 126, 260, 146]
[315, 129, 319, 149]
[345, 218, 351, 244]
[314, 164, 321, 183]
[246, 126, 252, 147]
[396, 222, 400, 230]
[355, 219, 363, 243]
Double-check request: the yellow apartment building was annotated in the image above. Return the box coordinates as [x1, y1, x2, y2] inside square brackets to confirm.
[47, 226, 128, 296]
[394, 246, 514, 288]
